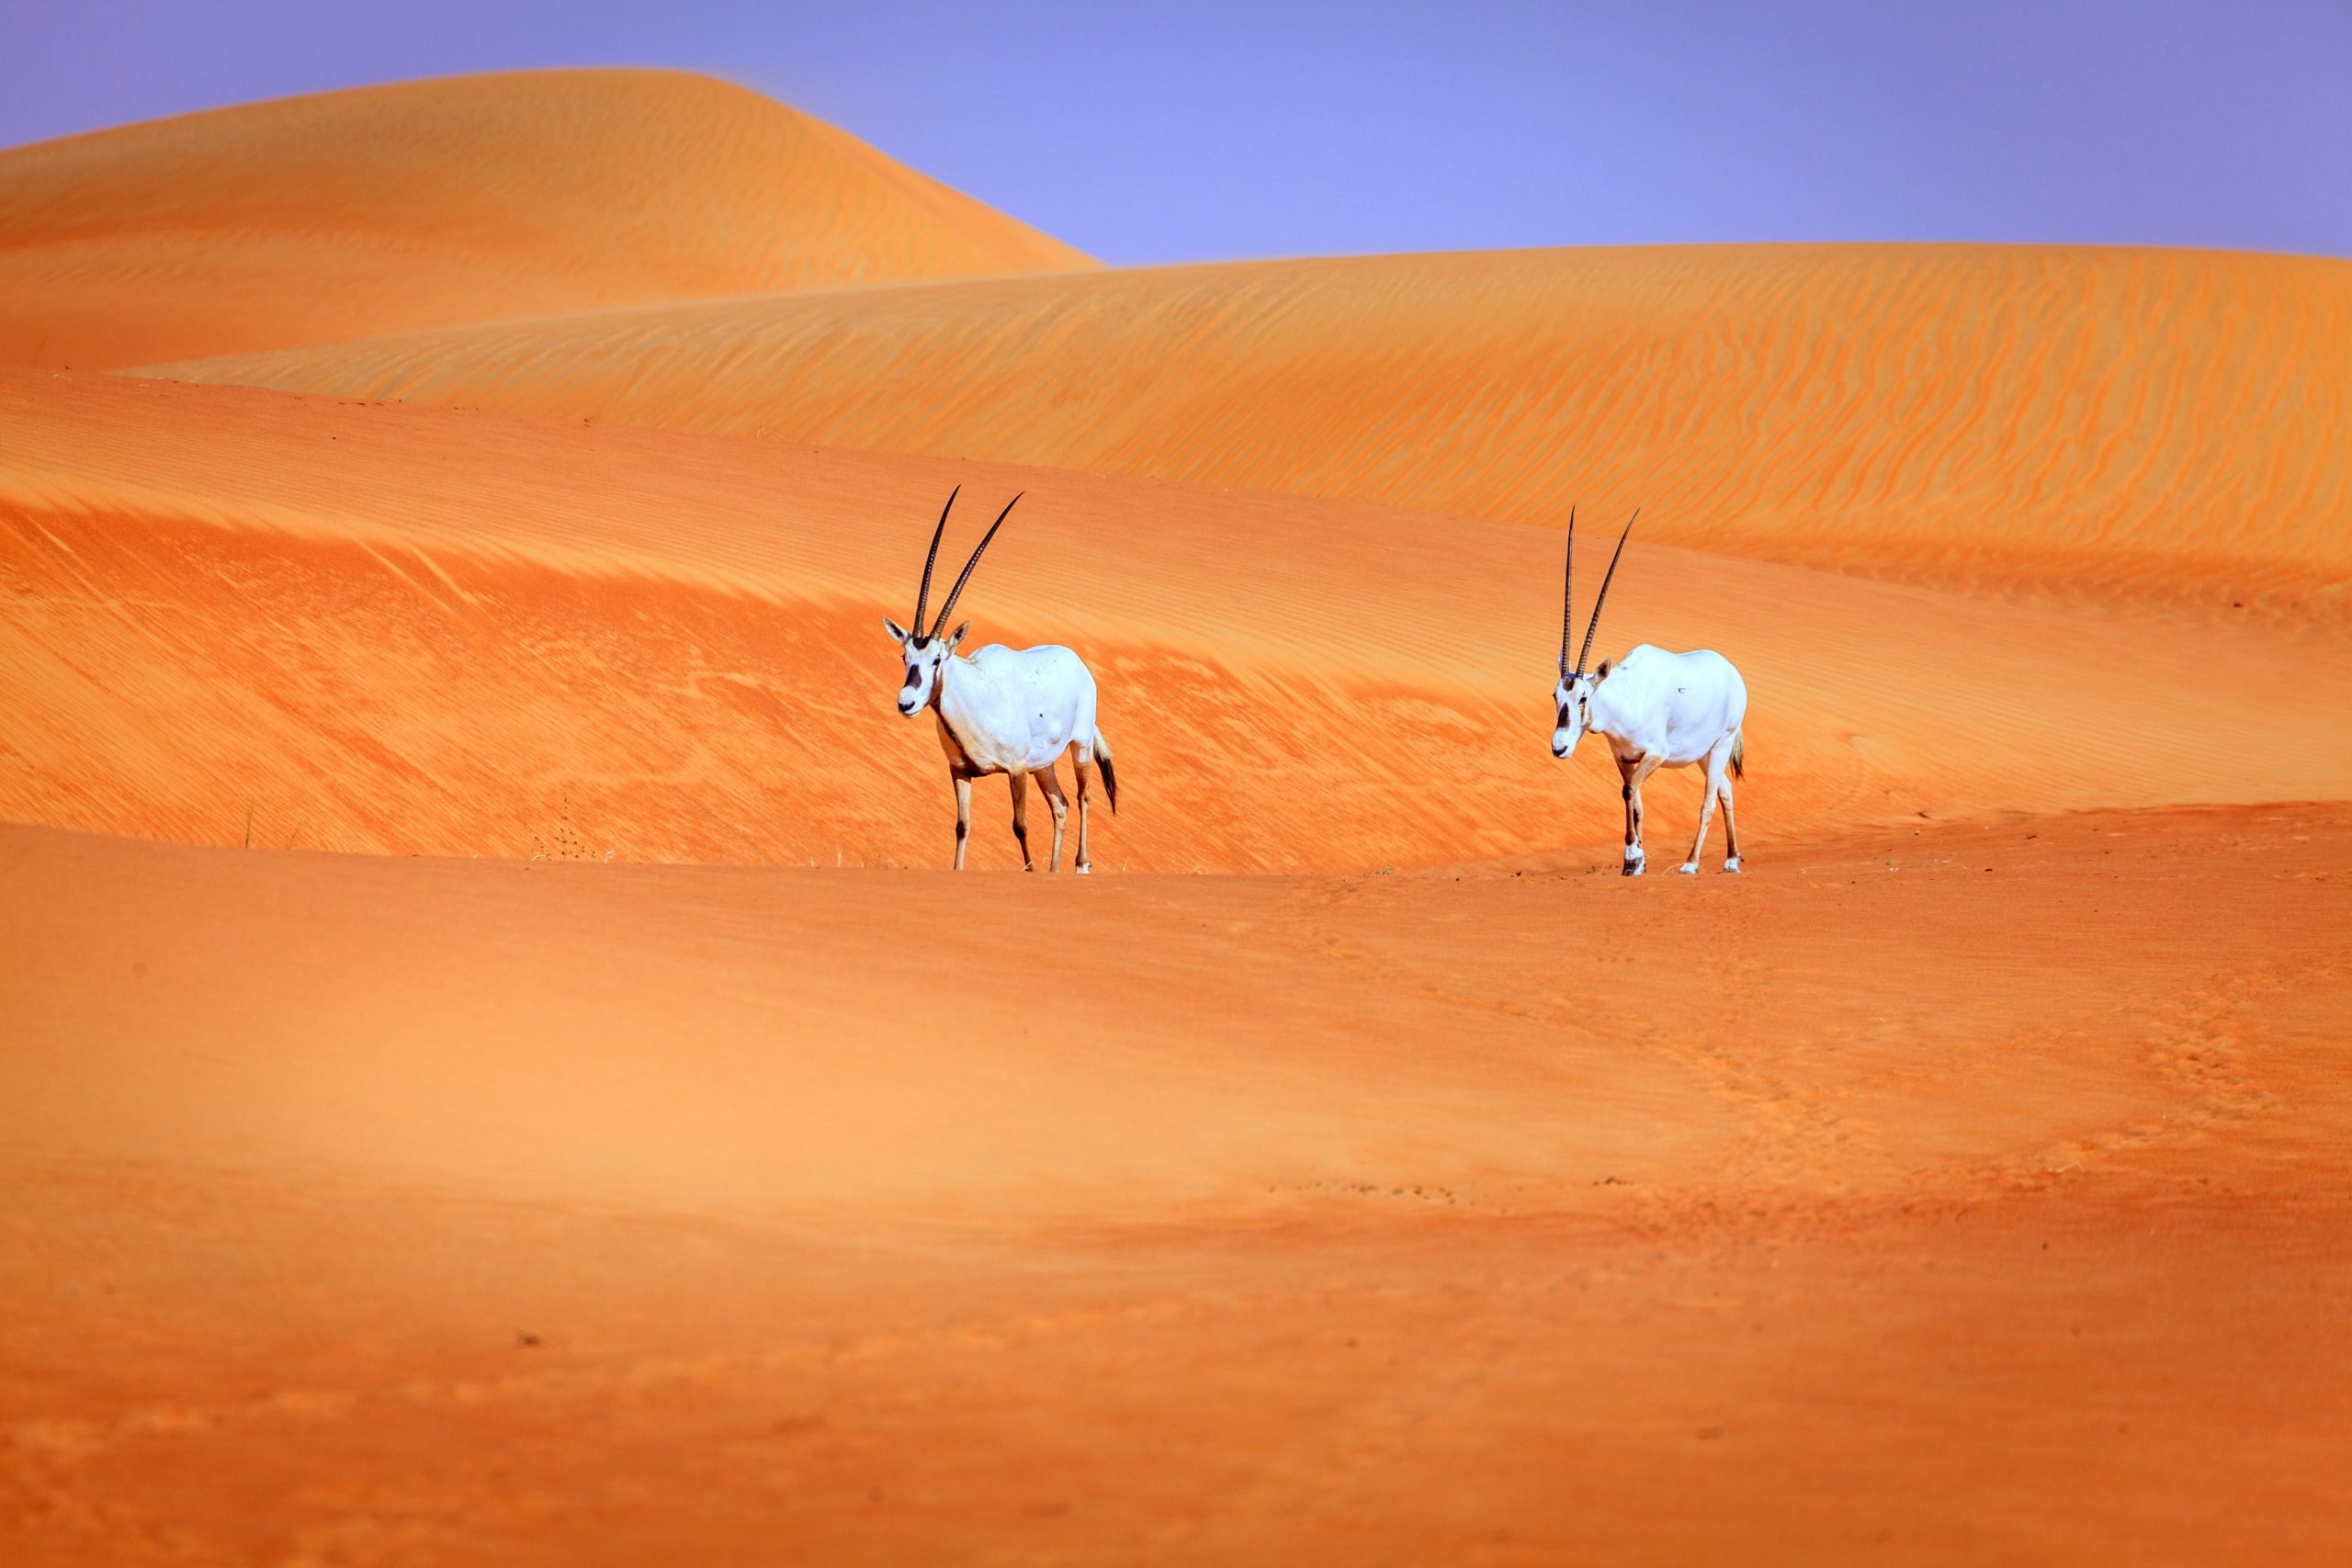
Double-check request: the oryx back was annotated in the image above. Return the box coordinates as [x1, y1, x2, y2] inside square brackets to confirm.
[947, 643, 1099, 776]
[1602, 645, 1747, 767]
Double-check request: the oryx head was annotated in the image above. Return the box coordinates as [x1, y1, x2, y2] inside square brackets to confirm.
[1551, 506, 1635, 758]
[884, 486, 1022, 716]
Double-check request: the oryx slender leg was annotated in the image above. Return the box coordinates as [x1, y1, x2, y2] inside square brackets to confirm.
[1068, 742, 1095, 874]
[1718, 767, 1743, 874]
[951, 771, 973, 870]
[1679, 741, 1734, 874]
[1035, 760, 1070, 873]
[1008, 770, 1035, 871]
[1620, 753, 1661, 876]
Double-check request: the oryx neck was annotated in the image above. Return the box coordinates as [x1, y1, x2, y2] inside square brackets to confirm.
[928, 649, 978, 755]
[922, 649, 950, 719]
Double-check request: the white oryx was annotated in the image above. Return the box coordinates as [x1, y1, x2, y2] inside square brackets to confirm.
[884, 488, 1119, 872]
[1551, 509, 1749, 876]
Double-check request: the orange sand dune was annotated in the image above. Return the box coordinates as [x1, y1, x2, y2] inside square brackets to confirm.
[153, 244, 2352, 614]
[10, 89, 2350, 1566]
[6, 366, 2348, 869]
[6, 805, 2348, 1563]
[0, 69, 1091, 371]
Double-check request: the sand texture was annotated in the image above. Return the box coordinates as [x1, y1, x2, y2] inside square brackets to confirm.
[6, 806, 2350, 1564]
[151, 244, 2352, 615]
[0, 68, 1091, 371]
[6, 367, 2348, 870]
[5, 68, 2350, 1567]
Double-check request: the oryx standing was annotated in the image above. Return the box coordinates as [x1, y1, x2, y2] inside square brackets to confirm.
[884, 488, 1119, 872]
[1551, 510, 1749, 875]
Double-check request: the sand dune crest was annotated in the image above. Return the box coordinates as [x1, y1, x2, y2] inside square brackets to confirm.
[0, 68, 1091, 370]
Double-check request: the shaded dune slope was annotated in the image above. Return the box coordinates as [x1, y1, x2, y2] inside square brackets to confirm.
[6, 367, 2346, 870]
[0, 69, 1091, 370]
[153, 245, 2352, 615]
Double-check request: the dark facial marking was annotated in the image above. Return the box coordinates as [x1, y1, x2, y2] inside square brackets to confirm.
[901, 664, 922, 691]
[1557, 704, 1571, 729]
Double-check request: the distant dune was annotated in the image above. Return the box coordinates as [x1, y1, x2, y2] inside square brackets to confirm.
[150, 244, 2352, 615]
[0, 68, 1092, 370]
[6, 366, 2347, 869]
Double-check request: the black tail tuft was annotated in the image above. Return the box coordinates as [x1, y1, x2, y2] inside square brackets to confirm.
[1098, 750, 1119, 813]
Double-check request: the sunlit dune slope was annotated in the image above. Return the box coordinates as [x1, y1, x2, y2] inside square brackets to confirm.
[0, 68, 1091, 370]
[5, 367, 2346, 869]
[153, 245, 2352, 614]
[6, 807, 2350, 1562]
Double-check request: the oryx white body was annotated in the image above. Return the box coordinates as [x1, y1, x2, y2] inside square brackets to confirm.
[933, 642, 1099, 779]
[884, 488, 1118, 872]
[1554, 645, 1747, 876]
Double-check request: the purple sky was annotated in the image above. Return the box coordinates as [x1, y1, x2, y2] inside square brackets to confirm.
[4, 1, 2346, 263]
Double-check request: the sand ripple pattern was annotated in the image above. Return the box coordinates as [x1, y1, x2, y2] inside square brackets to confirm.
[6, 368, 2349, 869]
[157, 245, 2352, 613]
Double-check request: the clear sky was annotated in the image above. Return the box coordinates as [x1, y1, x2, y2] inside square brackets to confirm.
[4, 0, 2346, 263]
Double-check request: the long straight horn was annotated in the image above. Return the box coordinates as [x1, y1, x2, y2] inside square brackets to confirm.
[913, 486, 958, 635]
[1558, 505, 1577, 673]
[931, 491, 1023, 637]
[1575, 507, 1638, 676]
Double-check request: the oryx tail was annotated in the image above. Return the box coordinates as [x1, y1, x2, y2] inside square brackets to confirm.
[1092, 726, 1119, 813]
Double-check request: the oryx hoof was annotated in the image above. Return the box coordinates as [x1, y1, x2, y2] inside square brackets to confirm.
[1677, 862, 1700, 875]
[1622, 861, 1645, 878]
[1724, 857, 1742, 874]
[1074, 863, 1092, 875]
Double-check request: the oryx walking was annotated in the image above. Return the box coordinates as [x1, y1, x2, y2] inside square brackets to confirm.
[1551, 510, 1749, 875]
[884, 488, 1119, 872]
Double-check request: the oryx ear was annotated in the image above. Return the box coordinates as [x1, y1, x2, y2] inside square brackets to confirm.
[1596, 658, 1613, 679]
[883, 615, 911, 645]
[944, 620, 969, 649]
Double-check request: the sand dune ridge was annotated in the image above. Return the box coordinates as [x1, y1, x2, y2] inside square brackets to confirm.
[0, 68, 1092, 370]
[148, 244, 2352, 615]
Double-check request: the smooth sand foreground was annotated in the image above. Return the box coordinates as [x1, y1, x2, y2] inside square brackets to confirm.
[5, 805, 2349, 1564]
